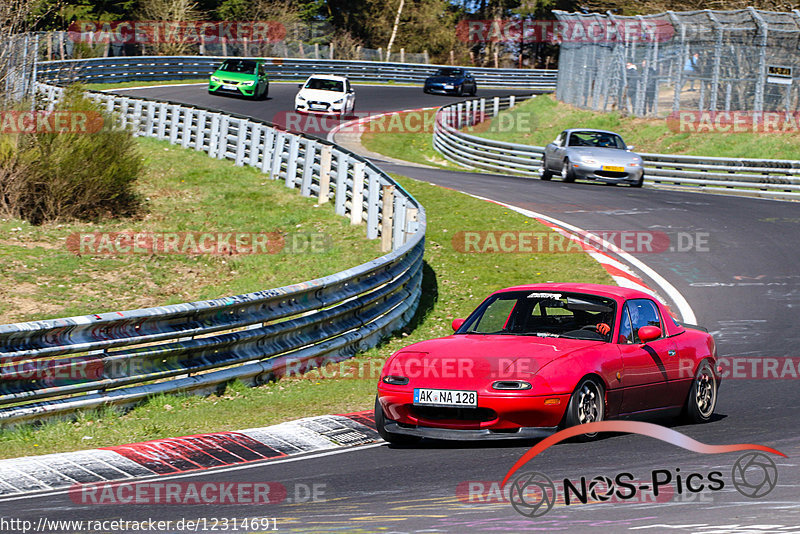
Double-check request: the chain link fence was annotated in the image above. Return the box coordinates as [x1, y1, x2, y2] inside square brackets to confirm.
[554, 8, 800, 117]
[0, 33, 39, 101]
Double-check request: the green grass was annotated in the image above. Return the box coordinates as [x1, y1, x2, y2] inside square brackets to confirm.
[360, 109, 464, 169]
[0, 137, 381, 323]
[472, 94, 800, 159]
[0, 171, 612, 458]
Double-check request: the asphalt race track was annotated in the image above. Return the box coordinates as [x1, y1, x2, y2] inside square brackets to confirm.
[2, 84, 798, 533]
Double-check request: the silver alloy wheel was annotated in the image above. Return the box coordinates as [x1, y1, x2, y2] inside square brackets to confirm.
[561, 160, 569, 180]
[577, 381, 602, 424]
[695, 364, 717, 418]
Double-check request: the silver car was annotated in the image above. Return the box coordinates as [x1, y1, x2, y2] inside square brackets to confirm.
[541, 129, 644, 187]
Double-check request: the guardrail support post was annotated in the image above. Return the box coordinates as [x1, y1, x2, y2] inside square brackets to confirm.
[270, 132, 286, 180]
[145, 102, 156, 137]
[260, 128, 275, 174]
[380, 185, 394, 252]
[509, 95, 516, 108]
[318, 146, 332, 204]
[366, 171, 380, 239]
[301, 140, 317, 196]
[405, 207, 419, 243]
[350, 161, 365, 225]
[334, 152, 348, 216]
[393, 195, 407, 249]
[248, 124, 262, 167]
[195, 110, 207, 151]
[217, 115, 230, 159]
[285, 136, 300, 188]
[156, 104, 168, 139]
[208, 113, 220, 157]
[169, 104, 181, 144]
[493, 96, 499, 117]
[181, 108, 193, 149]
[235, 119, 248, 166]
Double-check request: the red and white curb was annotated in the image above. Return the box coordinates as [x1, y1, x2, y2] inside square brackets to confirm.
[468, 194, 697, 324]
[0, 412, 378, 498]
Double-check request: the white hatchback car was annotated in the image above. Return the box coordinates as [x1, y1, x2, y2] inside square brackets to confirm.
[294, 75, 355, 116]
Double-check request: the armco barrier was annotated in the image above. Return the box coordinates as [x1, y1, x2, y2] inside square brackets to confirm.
[433, 96, 800, 200]
[35, 55, 557, 90]
[0, 82, 425, 426]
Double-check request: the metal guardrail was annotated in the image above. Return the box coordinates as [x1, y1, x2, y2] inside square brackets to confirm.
[36, 56, 557, 89]
[0, 82, 426, 426]
[433, 96, 800, 200]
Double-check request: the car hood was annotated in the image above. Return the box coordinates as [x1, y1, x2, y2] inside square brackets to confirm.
[296, 88, 346, 103]
[567, 147, 641, 163]
[425, 76, 464, 84]
[213, 70, 257, 82]
[387, 335, 604, 382]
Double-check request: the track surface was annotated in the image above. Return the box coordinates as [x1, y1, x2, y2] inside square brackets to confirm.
[2, 85, 798, 533]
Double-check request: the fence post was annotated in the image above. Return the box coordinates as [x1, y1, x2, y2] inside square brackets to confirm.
[380, 185, 395, 252]
[169, 104, 181, 144]
[145, 101, 157, 137]
[393, 195, 407, 248]
[404, 207, 418, 244]
[350, 161, 365, 224]
[318, 145, 332, 204]
[208, 113, 221, 157]
[156, 104, 168, 139]
[509, 95, 516, 108]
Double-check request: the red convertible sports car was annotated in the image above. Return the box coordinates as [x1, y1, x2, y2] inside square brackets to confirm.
[375, 283, 720, 443]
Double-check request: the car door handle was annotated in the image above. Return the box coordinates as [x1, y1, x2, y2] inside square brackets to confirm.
[668, 350, 676, 357]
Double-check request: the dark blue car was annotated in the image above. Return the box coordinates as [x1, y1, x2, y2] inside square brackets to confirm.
[423, 68, 477, 96]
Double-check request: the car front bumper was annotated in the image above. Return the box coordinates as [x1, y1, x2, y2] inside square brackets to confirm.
[424, 84, 461, 94]
[209, 81, 257, 97]
[383, 422, 558, 441]
[571, 162, 644, 183]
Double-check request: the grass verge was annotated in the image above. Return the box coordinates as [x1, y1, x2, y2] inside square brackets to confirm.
[0, 172, 612, 459]
[473, 94, 800, 159]
[0, 136, 381, 323]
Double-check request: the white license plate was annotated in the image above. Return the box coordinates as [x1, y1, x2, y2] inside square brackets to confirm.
[222, 84, 237, 90]
[444, 84, 455, 89]
[414, 389, 477, 407]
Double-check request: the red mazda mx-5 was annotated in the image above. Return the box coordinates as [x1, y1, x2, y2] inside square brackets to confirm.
[375, 283, 720, 443]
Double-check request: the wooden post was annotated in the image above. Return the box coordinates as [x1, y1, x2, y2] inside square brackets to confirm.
[356, 45, 362, 60]
[222, 37, 227, 56]
[380, 185, 394, 252]
[494, 50, 499, 68]
[329, 41, 334, 60]
[59, 32, 65, 60]
[423, 50, 429, 64]
[378, 47, 383, 62]
[318, 146, 332, 204]
[314, 43, 320, 59]
[450, 50, 455, 65]
[243, 36, 249, 57]
[400, 48, 405, 63]
[47, 33, 53, 61]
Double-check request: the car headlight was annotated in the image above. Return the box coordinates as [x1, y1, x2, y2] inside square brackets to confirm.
[579, 156, 598, 165]
[210, 76, 220, 83]
[241, 81, 255, 87]
[382, 375, 409, 385]
[297, 95, 306, 101]
[333, 98, 344, 104]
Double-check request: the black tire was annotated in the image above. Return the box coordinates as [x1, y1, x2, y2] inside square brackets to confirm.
[457, 85, 464, 97]
[540, 156, 553, 180]
[562, 377, 605, 441]
[561, 159, 576, 183]
[631, 172, 644, 188]
[374, 396, 421, 445]
[682, 360, 717, 424]
[471, 85, 477, 96]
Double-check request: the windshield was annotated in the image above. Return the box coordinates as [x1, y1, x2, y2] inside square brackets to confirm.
[304, 78, 344, 92]
[435, 68, 465, 77]
[567, 131, 626, 149]
[219, 59, 258, 75]
[457, 291, 616, 341]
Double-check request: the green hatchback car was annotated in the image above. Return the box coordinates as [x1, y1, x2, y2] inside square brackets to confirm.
[208, 58, 269, 99]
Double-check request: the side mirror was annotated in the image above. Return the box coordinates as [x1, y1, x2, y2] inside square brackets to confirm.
[298, 83, 304, 88]
[638, 325, 662, 343]
[452, 318, 466, 331]
[627, 145, 635, 151]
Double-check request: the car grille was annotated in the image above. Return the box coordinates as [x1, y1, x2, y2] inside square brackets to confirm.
[307, 101, 331, 110]
[221, 79, 239, 85]
[411, 406, 496, 422]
